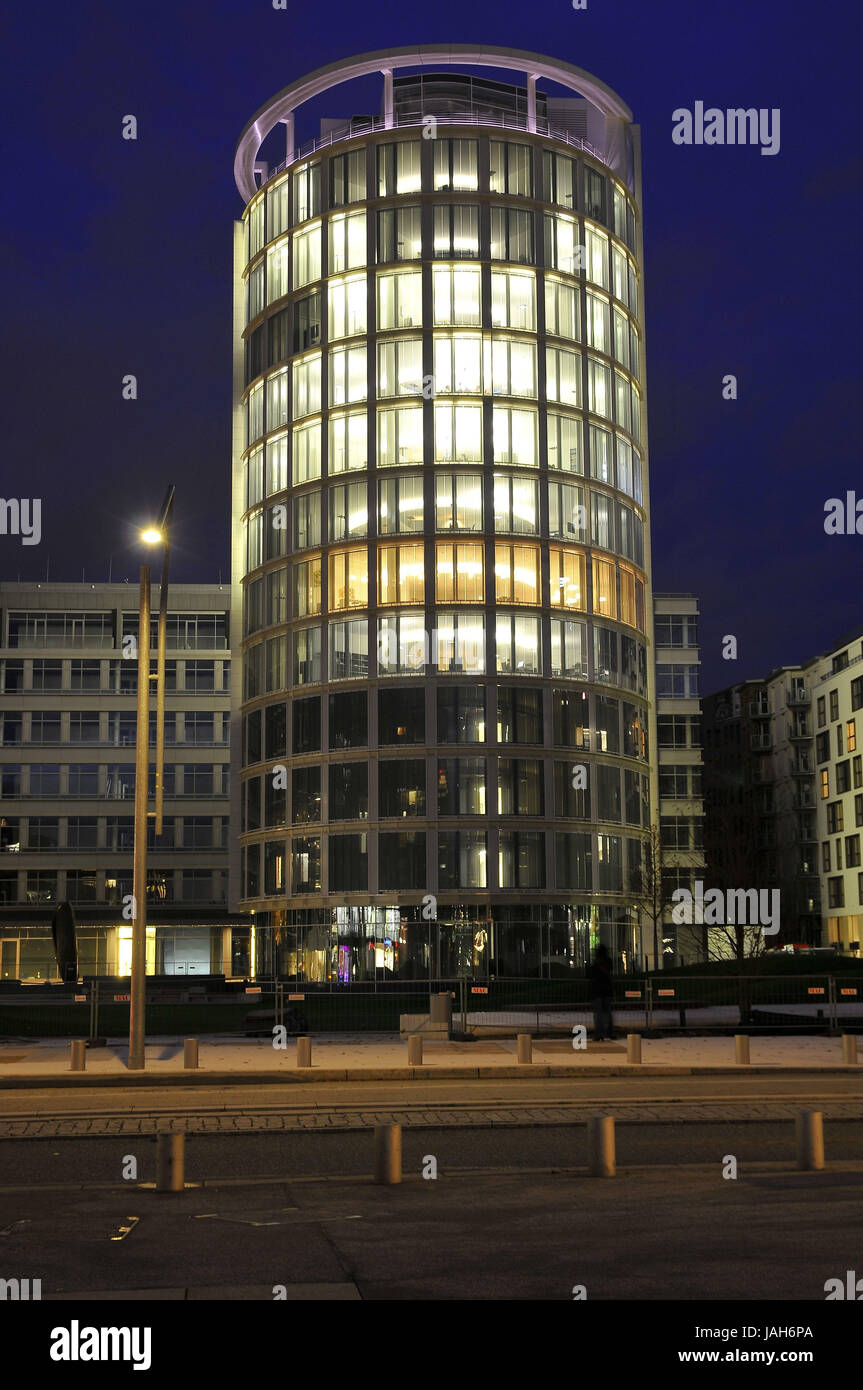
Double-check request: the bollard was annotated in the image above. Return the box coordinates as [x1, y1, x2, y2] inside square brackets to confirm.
[517, 1033, 533, 1064]
[796, 1111, 824, 1171]
[183, 1038, 198, 1070]
[588, 1115, 615, 1178]
[69, 1039, 86, 1072]
[156, 1132, 186, 1191]
[296, 1036, 312, 1068]
[841, 1034, 858, 1065]
[626, 1033, 642, 1064]
[734, 1034, 750, 1065]
[374, 1123, 402, 1184]
[407, 1035, 423, 1066]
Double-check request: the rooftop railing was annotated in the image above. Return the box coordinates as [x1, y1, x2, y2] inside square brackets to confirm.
[257, 108, 607, 191]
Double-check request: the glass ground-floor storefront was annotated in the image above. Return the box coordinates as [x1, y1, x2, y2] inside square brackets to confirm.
[0, 914, 247, 982]
[245, 903, 642, 981]
[0, 903, 641, 982]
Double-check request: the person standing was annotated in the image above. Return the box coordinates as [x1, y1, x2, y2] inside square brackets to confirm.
[588, 943, 614, 1041]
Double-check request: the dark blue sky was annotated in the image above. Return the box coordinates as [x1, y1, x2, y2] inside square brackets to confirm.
[2, 0, 861, 691]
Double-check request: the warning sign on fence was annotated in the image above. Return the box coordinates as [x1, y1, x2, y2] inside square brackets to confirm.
[657, 989, 675, 997]
[288, 993, 305, 1001]
[471, 986, 488, 994]
[624, 990, 642, 998]
[841, 988, 858, 996]
[807, 987, 825, 995]
[113, 994, 130, 1002]
[245, 986, 262, 994]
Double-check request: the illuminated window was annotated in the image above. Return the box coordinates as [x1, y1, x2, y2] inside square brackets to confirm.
[585, 292, 611, 353]
[492, 406, 537, 466]
[328, 620, 369, 681]
[266, 240, 290, 304]
[495, 613, 541, 675]
[328, 274, 367, 340]
[490, 269, 535, 329]
[619, 564, 638, 629]
[377, 269, 422, 329]
[328, 345, 367, 406]
[292, 221, 322, 289]
[435, 403, 483, 463]
[490, 207, 533, 263]
[377, 405, 423, 466]
[494, 543, 539, 605]
[848, 720, 857, 753]
[377, 338, 423, 397]
[377, 206, 422, 262]
[378, 543, 425, 605]
[328, 482, 368, 541]
[547, 412, 583, 474]
[587, 357, 611, 418]
[435, 474, 483, 531]
[820, 769, 829, 799]
[293, 554, 321, 617]
[549, 547, 586, 611]
[543, 214, 580, 275]
[494, 475, 538, 534]
[377, 141, 421, 196]
[542, 151, 575, 208]
[436, 613, 486, 673]
[433, 264, 481, 326]
[550, 618, 588, 677]
[545, 277, 579, 339]
[548, 481, 585, 540]
[585, 225, 609, 289]
[433, 138, 478, 191]
[328, 410, 367, 474]
[328, 211, 366, 273]
[434, 333, 482, 394]
[328, 547, 368, 612]
[330, 149, 366, 208]
[377, 612, 427, 675]
[485, 337, 537, 397]
[292, 162, 321, 224]
[489, 142, 532, 196]
[247, 196, 265, 258]
[592, 557, 617, 619]
[435, 542, 485, 604]
[291, 421, 321, 484]
[291, 354, 321, 420]
[546, 347, 581, 407]
[378, 474, 424, 535]
[433, 204, 479, 258]
[265, 435, 287, 494]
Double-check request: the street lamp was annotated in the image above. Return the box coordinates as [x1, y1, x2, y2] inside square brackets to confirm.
[127, 486, 175, 1071]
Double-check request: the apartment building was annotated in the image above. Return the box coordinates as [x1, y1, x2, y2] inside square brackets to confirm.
[0, 582, 250, 981]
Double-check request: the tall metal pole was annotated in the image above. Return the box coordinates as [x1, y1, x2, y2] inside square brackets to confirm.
[153, 487, 174, 836]
[128, 565, 151, 1070]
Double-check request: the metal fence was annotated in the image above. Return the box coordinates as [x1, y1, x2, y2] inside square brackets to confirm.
[0, 975, 861, 1039]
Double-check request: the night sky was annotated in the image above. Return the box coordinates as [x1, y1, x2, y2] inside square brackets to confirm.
[3, 0, 861, 692]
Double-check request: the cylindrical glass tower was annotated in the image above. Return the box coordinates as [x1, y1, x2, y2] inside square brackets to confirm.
[231, 46, 656, 982]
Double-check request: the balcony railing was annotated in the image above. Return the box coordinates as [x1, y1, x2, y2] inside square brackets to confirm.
[750, 732, 772, 751]
[787, 686, 810, 706]
[258, 109, 608, 191]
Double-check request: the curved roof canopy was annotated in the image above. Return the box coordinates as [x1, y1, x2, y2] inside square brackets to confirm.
[234, 44, 632, 202]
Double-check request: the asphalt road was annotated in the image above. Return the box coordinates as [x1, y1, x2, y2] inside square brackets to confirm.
[1, 1159, 862, 1301]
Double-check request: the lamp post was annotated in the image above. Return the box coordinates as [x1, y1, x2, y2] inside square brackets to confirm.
[127, 487, 175, 1071]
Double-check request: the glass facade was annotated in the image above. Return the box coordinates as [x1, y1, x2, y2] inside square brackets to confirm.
[234, 57, 653, 976]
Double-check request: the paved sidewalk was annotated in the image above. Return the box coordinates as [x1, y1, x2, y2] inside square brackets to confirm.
[2, 1095, 861, 1140]
[0, 1032, 860, 1086]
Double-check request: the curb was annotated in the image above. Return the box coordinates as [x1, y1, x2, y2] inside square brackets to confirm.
[0, 1063, 860, 1090]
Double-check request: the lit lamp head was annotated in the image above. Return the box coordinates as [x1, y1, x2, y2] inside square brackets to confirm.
[140, 527, 164, 545]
